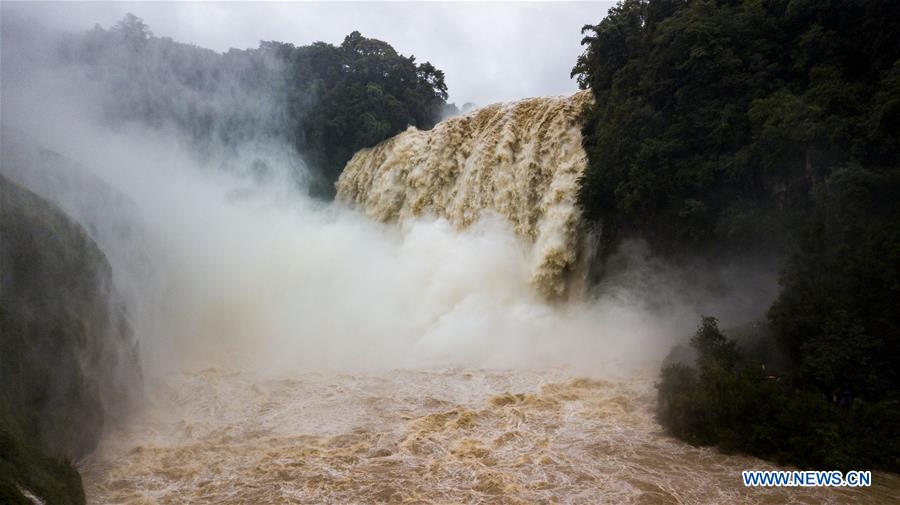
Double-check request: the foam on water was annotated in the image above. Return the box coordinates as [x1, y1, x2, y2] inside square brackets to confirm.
[82, 368, 899, 504]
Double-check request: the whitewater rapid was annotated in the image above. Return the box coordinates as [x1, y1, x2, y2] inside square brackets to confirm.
[82, 368, 898, 504]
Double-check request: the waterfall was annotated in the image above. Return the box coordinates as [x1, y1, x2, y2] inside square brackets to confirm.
[337, 91, 592, 298]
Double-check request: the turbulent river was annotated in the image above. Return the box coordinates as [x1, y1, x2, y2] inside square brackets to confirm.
[82, 368, 899, 504]
[9, 89, 896, 504]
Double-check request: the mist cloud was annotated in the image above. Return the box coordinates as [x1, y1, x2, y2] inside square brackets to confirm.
[1, 2, 776, 383]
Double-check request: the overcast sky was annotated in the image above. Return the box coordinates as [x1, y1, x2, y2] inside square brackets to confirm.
[2, 1, 612, 105]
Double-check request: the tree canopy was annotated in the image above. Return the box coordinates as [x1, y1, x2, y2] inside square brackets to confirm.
[575, 0, 900, 471]
[276, 31, 450, 194]
[64, 17, 452, 196]
[573, 0, 899, 257]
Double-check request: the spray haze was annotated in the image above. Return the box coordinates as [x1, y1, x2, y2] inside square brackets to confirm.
[0, 8, 779, 381]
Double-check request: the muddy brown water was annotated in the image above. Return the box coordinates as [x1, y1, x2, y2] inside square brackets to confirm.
[83, 368, 899, 504]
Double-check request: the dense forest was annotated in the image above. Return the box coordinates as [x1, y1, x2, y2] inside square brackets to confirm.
[62, 14, 452, 196]
[574, 0, 900, 471]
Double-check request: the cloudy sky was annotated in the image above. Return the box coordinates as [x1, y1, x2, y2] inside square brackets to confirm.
[3, 1, 612, 106]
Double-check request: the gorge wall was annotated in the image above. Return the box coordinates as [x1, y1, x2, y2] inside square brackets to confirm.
[0, 174, 139, 504]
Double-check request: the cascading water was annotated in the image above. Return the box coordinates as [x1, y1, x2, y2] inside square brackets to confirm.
[76, 96, 896, 504]
[4, 21, 897, 500]
[337, 91, 593, 298]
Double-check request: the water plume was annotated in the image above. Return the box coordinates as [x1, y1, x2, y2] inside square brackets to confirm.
[337, 91, 592, 298]
[0, 5, 792, 390]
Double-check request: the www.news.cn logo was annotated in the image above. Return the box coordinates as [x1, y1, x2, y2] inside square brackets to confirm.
[742, 470, 872, 487]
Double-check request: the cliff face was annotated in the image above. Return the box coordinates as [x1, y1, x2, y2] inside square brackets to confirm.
[0, 174, 139, 504]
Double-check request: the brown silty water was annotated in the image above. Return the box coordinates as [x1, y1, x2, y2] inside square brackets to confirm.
[82, 368, 898, 504]
[82, 93, 900, 503]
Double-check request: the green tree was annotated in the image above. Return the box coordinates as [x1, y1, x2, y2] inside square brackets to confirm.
[691, 317, 737, 372]
[577, 0, 900, 471]
[64, 18, 451, 197]
[572, 0, 900, 258]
